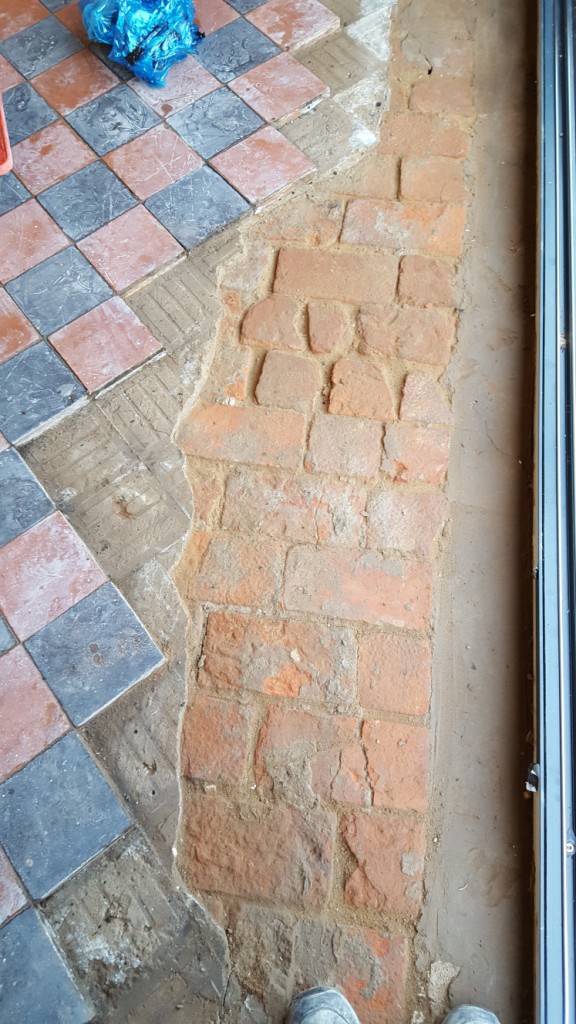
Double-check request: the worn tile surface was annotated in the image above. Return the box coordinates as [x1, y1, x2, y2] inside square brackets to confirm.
[2, 82, 58, 145]
[67, 83, 160, 155]
[37, 160, 136, 241]
[0, 54, 23, 90]
[77, 205, 183, 292]
[0, 288, 39, 364]
[194, 0, 239, 34]
[247, 0, 340, 50]
[0, 510, 106, 640]
[0, 733, 130, 898]
[226, 0, 269, 13]
[195, 18, 280, 82]
[0, 909, 93, 1023]
[33, 48, 117, 114]
[168, 86, 263, 158]
[0, 0, 48, 41]
[0, 644, 69, 783]
[26, 581, 164, 725]
[49, 296, 163, 392]
[0, 342, 86, 444]
[230, 51, 328, 122]
[104, 124, 202, 201]
[0, 847, 26, 926]
[0, 448, 53, 546]
[0, 200, 67, 283]
[6, 248, 112, 335]
[0, 15, 82, 77]
[146, 164, 249, 247]
[0, 173, 31, 216]
[128, 56, 219, 116]
[0, 617, 16, 657]
[12, 120, 94, 194]
[211, 124, 315, 203]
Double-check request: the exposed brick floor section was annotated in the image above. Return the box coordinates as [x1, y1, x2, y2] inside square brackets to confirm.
[173, 1, 475, 1019]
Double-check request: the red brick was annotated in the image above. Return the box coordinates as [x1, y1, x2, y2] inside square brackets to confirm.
[343, 157, 399, 201]
[307, 301, 355, 355]
[274, 248, 397, 304]
[241, 295, 305, 350]
[329, 356, 394, 421]
[176, 403, 306, 470]
[400, 371, 451, 424]
[283, 546, 432, 630]
[187, 463, 225, 529]
[180, 791, 334, 907]
[255, 707, 369, 807]
[400, 155, 468, 205]
[256, 351, 321, 412]
[378, 113, 469, 158]
[177, 530, 283, 608]
[250, 197, 344, 245]
[199, 610, 357, 706]
[363, 719, 429, 812]
[409, 76, 473, 116]
[209, 346, 253, 402]
[358, 305, 454, 365]
[358, 632, 432, 716]
[342, 810, 426, 916]
[341, 200, 466, 257]
[222, 470, 366, 545]
[294, 922, 408, 1024]
[180, 694, 253, 784]
[382, 422, 450, 484]
[398, 254, 456, 307]
[366, 487, 448, 559]
[306, 414, 382, 478]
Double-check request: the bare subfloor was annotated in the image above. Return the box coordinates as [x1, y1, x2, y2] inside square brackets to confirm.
[20, 0, 534, 1020]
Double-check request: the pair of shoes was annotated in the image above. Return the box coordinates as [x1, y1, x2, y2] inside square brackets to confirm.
[287, 988, 501, 1024]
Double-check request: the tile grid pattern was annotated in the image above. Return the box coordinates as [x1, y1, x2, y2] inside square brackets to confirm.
[0, 0, 337, 445]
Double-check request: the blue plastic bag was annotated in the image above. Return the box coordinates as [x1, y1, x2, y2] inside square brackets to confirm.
[81, 0, 202, 87]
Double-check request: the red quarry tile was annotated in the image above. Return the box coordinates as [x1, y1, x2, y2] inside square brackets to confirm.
[0, 201, 67, 285]
[230, 52, 328, 123]
[78, 205, 183, 291]
[56, 1, 90, 44]
[0, 55, 23, 92]
[0, 434, 9, 453]
[0, 646, 69, 784]
[247, 0, 339, 51]
[128, 57, 219, 117]
[50, 297, 162, 392]
[0, 0, 47, 41]
[0, 846, 27, 926]
[211, 126, 315, 205]
[33, 50, 118, 116]
[195, 0, 238, 34]
[0, 512, 107, 641]
[0, 289, 39, 364]
[105, 124, 202, 200]
[13, 121, 94, 194]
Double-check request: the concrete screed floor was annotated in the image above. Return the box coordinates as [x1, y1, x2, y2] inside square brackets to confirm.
[1, 0, 534, 1021]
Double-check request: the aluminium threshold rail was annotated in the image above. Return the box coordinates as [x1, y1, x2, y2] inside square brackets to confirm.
[537, 0, 576, 1021]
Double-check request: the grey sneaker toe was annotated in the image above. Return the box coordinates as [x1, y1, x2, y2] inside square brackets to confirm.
[287, 987, 361, 1024]
[443, 1007, 501, 1024]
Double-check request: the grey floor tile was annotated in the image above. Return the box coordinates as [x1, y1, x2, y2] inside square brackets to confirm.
[2, 83, 57, 145]
[0, 16, 83, 79]
[0, 448, 54, 547]
[40, 0, 77, 10]
[0, 173, 31, 217]
[225, 0, 268, 13]
[0, 909, 93, 1024]
[167, 87, 263, 158]
[67, 84, 159, 156]
[6, 249, 112, 336]
[26, 581, 164, 725]
[37, 162, 136, 241]
[195, 18, 280, 82]
[91, 43, 134, 81]
[0, 615, 16, 656]
[145, 165, 249, 248]
[0, 733, 130, 899]
[0, 342, 86, 444]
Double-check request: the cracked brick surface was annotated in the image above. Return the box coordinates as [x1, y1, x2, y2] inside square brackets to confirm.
[173, 1, 475, 1015]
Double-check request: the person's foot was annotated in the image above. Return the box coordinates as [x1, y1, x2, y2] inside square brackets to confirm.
[443, 1008, 501, 1024]
[286, 987, 361, 1024]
